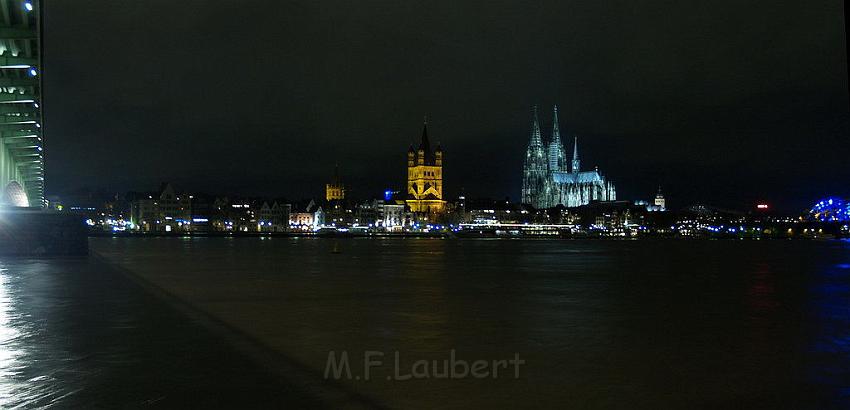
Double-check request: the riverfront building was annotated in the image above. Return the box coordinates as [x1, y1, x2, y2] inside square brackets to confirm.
[129, 183, 192, 232]
[290, 199, 324, 230]
[0, 0, 44, 206]
[521, 106, 616, 209]
[406, 120, 445, 214]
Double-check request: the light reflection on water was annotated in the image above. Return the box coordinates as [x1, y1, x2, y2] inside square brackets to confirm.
[807, 258, 850, 405]
[0, 239, 847, 408]
[93, 238, 850, 408]
[0, 263, 76, 408]
[0, 266, 22, 406]
[0, 257, 320, 408]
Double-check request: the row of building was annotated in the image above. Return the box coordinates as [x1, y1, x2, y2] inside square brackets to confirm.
[62, 180, 669, 235]
[54, 109, 675, 233]
[60, 182, 414, 233]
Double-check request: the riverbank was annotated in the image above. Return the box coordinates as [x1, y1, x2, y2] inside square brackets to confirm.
[88, 230, 848, 240]
[89, 230, 448, 239]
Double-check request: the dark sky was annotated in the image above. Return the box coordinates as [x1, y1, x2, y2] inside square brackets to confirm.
[43, 0, 848, 212]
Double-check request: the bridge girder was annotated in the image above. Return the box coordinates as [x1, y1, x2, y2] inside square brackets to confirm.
[1, 128, 40, 137]
[0, 115, 37, 124]
[0, 91, 37, 102]
[0, 104, 38, 114]
[0, 77, 38, 87]
[1, 0, 44, 207]
[0, 28, 35, 40]
[0, 54, 37, 67]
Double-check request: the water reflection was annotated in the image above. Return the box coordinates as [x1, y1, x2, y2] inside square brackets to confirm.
[93, 238, 850, 408]
[0, 265, 23, 406]
[0, 240, 848, 408]
[0, 263, 76, 407]
[0, 258, 318, 407]
[807, 253, 850, 407]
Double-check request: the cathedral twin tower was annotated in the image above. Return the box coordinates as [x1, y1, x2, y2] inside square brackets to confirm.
[522, 106, 616, 209]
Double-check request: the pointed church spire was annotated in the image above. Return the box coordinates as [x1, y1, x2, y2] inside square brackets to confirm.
[547, 105, 567, 172]
[571, 136, 580, 173]
[551, 105, 561, 142]
[530, 105, 543, 146]
[419, 116, 431, 154]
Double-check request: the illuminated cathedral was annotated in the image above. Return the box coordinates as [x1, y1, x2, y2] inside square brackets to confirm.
[522, 106, 616, 209]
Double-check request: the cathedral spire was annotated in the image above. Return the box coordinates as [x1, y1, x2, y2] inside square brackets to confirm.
[522, 105, 550, 208]
[571, 136, 580, 173]
[530, 105, 543, 146]
[547, 105, 567, 172]
[552, 105, 561, 143]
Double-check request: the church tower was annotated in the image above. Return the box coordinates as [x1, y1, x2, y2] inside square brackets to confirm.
[654, 186, 666, 211]
[521, 106, 549, 208]
[406, 119, 445, 214]
[325, 164, 345, 201]
[547, 105, 567, 173]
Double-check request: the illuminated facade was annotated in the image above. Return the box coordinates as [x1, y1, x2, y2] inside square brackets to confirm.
[290, 199, 324, 229]
[129, 183, 192, 232]
[325, 164, 345, 201]
[0, 0, 44, 207]
[406, 120, 445, 214]
[522, 106, 615, 208]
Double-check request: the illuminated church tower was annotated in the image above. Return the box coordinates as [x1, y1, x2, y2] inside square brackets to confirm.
[325, 164, 345, 201]
[521, 106, 549, 208]
[406, 119, 445, 214]
[548, 105, 568, 173]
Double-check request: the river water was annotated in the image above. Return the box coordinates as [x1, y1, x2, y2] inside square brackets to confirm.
[1, 238, 848, 408]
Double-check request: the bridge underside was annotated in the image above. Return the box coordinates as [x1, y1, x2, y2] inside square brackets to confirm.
[0, 0, 43, 207]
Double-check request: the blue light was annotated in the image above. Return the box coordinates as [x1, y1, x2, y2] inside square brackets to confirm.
[28, 67, 37, 77]
[384, 190, 393, 201]
[809, 197, 850, 222]
[24, 2, 33, 12]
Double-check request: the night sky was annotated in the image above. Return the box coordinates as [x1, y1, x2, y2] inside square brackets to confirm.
[43, 1, 848, 212]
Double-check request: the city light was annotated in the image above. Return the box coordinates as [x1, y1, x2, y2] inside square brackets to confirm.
[809, 197, 850, 222]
